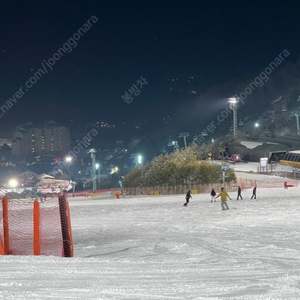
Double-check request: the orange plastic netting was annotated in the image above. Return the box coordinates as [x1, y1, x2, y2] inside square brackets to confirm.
[0, 197, 72, 256]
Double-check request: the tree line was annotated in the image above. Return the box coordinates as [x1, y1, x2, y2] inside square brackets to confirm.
[124, 142, 236, 187]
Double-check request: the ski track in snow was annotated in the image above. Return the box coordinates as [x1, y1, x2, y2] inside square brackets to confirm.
[1, 186, 300, 299]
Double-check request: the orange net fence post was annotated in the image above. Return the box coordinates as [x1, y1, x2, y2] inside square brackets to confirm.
[66, 201, 74, 257]
[33, 200, 40, 255]
[58, 195, 72, 257]
[2, 197, 10, 255]
[0, 233, 4, 255]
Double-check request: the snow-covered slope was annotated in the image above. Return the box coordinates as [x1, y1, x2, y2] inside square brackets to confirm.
[1, 189, 300, 299]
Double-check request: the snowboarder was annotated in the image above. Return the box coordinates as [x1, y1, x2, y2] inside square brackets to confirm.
[237, 186, 243, 200]
[284, 181, 288, 189]
[184, 190, 192, 206]
[210, 188, 216, 202]
[251, 186, 257, 199]
[216, 187, 232, 210]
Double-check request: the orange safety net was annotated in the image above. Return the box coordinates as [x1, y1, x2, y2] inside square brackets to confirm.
[0, 196, 73, 256]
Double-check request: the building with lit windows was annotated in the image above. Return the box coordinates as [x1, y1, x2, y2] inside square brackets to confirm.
[12, 122, 70, 157]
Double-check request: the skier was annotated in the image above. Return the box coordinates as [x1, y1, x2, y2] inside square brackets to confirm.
[251, 186, 257, 199]
[216, 187, 232, 210]
[210, 188, 216, 202]
[237, 186, 243, 200]
[183, 190, 192, 206]
[284, 181, 288, 189]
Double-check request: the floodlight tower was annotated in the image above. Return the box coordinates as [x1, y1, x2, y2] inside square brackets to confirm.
[253, 122, 260, 137]
[137, 155, 143, 169]
[95, 163, 101, 189]
[179, 132, 190, 149]
[65, 156, 72, 173]
[88, 148, 97, 191]
[295, 111, 300, 137]
[228, 97, 239, 139]
[172, 141, 179, 151]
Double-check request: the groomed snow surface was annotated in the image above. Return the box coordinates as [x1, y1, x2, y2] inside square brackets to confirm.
[1, 187, 300, 300]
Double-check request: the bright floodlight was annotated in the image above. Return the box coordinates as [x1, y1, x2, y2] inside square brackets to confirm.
[8, 179, 18, 188]
[255, 123, 259, 127]
[228, 97, 238, 104]
[65, 156, 72, 163]
[138, 155, 142, 164]
[95, 163, 99, 170]
[228, 97, 239, 140]
[115, 167, 118, 171]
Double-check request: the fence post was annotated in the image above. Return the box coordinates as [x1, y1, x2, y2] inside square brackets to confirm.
[33, 200, 40, 255]
[58, 195, 71, 258]
[2, 197, 10, 255]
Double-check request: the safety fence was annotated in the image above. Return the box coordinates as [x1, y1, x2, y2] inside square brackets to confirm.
[124, 182, 238, 196]
[3, 189, 122, 201]
[67, 189, 114, 198]
[0, 195, 73, 257]
[6, 180, 297, 201]
[124, 178, 299, 196]
[237, 178, 298, 189]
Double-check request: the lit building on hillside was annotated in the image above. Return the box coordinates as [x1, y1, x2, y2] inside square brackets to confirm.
[12, 122, 70, 156]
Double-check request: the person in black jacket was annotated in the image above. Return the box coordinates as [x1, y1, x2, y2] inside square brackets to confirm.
[210, 188, 216, 202]
[184, 190, 192, 206]
[237, 186, 243, 200]
[251, 186, 257, 199]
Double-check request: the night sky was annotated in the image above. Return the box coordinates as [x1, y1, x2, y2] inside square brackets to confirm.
[1, 0, 300, 138]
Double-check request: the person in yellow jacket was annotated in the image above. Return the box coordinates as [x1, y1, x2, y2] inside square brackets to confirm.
[215, 187, 232, 210]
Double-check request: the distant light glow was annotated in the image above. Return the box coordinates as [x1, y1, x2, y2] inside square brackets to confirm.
[228, 97, 238, 104]
[138, 155, 142, 164]
[65, 156, 72, 163]
[8, 179, 18, 188]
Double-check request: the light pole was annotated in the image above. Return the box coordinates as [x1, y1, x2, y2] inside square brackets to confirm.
[65, 156, 72, 173]
[295, 112, 300, 137]
[71, 181, 76, 195]
[172, 141, 179, 151]
[179, 132, 190, 149]
[95, 163, 100, 189]
[221, 166, 229, 185]
[88, 149, 97, 191]
[137, 155, 143, 168]
[228, 97, 239, 139]
[254, 122, 259, 137]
